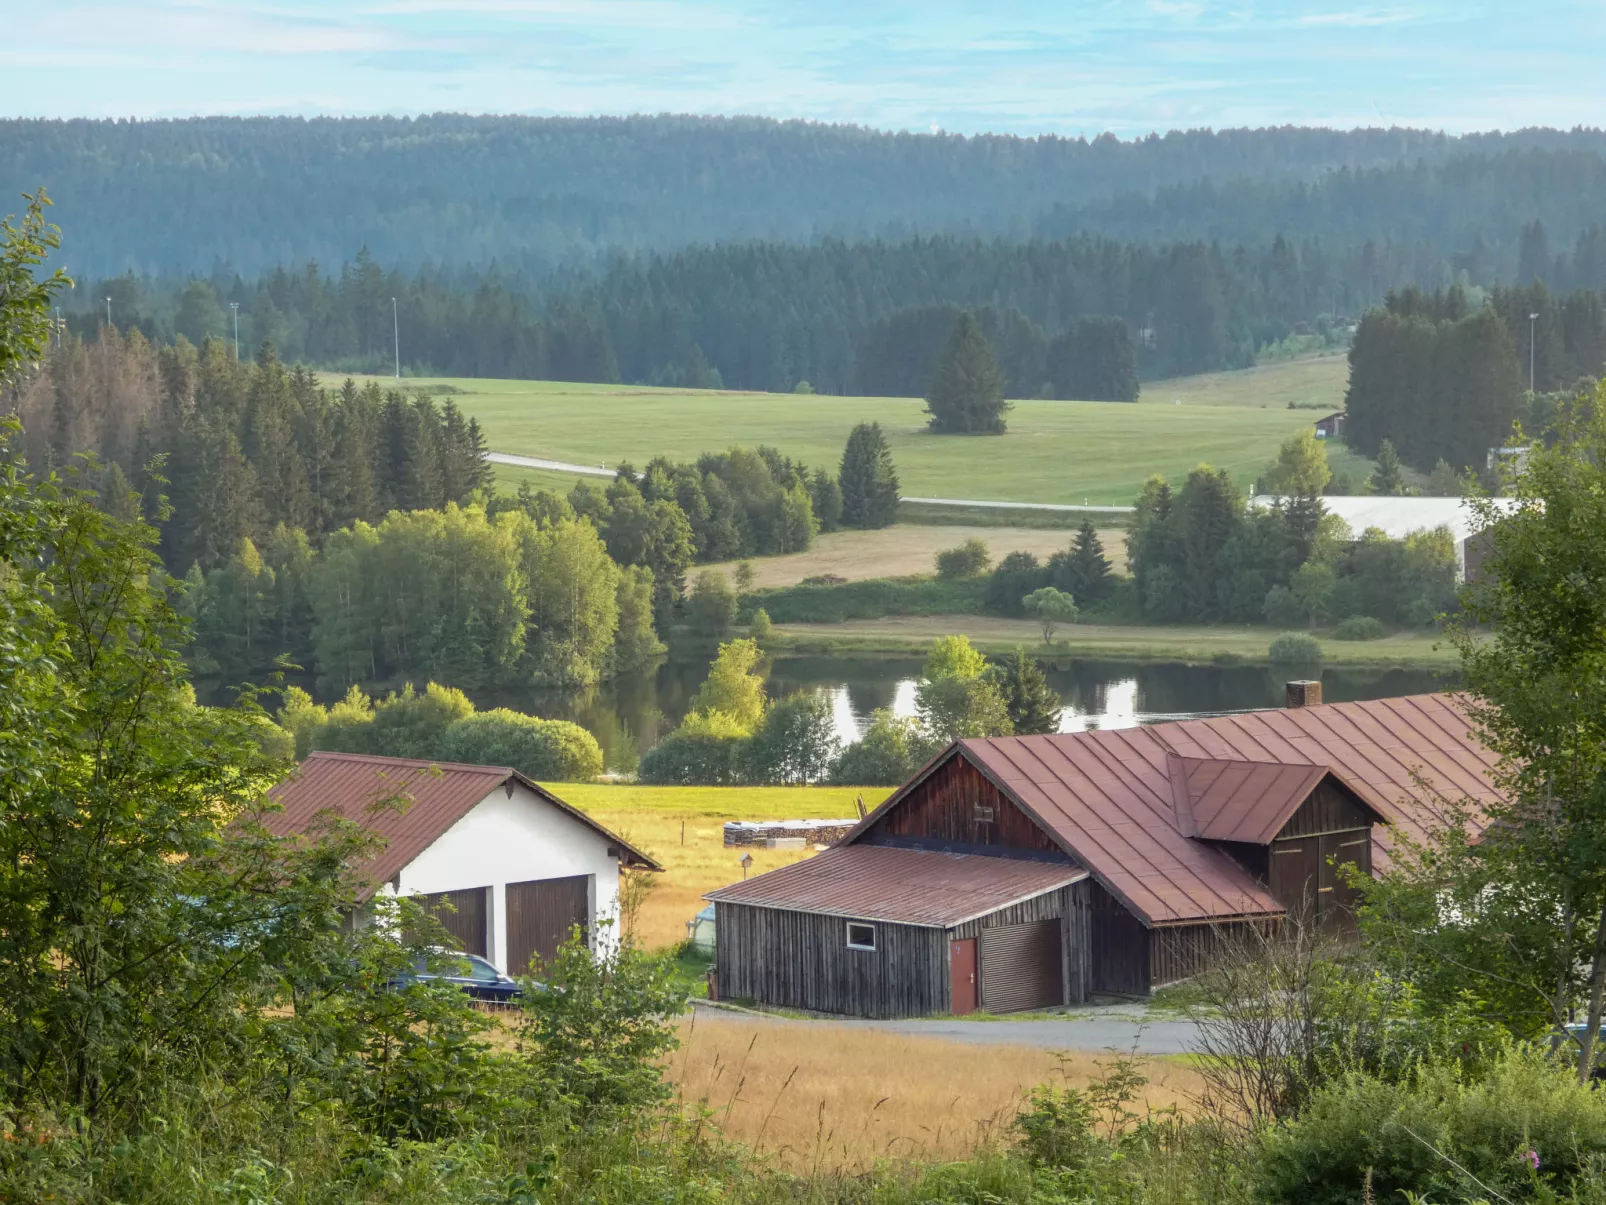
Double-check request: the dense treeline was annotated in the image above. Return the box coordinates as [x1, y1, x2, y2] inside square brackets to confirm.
[10, 117, 1605, 278]
[1344, 281, 1606, 470]
[854, 304, 1138, 400]
[1126, 462, 1457, 628]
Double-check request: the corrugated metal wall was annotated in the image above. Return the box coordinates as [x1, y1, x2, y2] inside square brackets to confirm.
[715, 903, 947, 1018]
[981, 921, 1063, 1013]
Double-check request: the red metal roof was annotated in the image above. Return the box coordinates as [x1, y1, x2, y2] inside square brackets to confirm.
[844, 692, 1498, 928]
[706, 845, 1087, 928]
[262, 751, 659, 898]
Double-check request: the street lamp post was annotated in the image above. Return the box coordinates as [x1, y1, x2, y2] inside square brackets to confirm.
[230, 302, 240, 359]
[392, 297, 400, 380]
[1529, 312, 1540, 394]
[105, 296, 111, 328]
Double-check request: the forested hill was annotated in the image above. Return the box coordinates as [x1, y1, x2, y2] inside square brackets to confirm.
[5, 115, 1606, 278]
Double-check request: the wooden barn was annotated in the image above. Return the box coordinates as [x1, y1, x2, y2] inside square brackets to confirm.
[708, 686, 1499, 1018]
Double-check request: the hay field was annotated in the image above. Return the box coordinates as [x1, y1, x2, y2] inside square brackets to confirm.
[672, 1013, 1204, 1171]
[340, 356, 1349, 507]
[699, 524, 1128, 590]
[552, 783, 894, 950]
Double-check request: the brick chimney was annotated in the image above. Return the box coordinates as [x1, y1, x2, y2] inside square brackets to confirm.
[1285, 680, 1323, 709]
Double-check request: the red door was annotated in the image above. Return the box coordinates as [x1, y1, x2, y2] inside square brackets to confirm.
[950, 938, 978, 1015]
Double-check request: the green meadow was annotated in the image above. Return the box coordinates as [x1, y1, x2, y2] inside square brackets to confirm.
[329, 355, 1359, 506]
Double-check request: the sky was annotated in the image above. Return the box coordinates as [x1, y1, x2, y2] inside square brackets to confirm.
[0, 0, 1601, 136]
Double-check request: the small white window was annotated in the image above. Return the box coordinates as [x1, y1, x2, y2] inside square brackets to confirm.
[846, 922, 876, 951]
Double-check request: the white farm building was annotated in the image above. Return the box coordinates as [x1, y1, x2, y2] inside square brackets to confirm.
[265, 752, 659, 974]
[1250, 495, 1520, 579]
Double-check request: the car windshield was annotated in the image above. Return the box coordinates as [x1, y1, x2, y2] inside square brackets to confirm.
[461, 955, 503, 983]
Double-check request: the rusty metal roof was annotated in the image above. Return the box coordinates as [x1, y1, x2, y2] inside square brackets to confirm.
[1173, 757, 1369, 845]
[262, 751, 660, 898]
[706, 845, 1087, 928]
[842, 692, 1497, 929]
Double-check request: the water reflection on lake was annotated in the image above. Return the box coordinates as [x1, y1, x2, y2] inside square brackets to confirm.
[491, 655, 1454, 771]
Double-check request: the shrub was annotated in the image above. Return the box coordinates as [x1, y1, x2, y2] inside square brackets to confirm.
[636, 727, 747, 785]
[935, 537, 991, 580]
[986, 551, 1051, 615]
[749, 606, 774, 640]
[686, 569, 737, 637]
[1269, 632, 1323, 669]
[438, 710, 605, 781]
[1333, 615, 1388, 641]
[829, 709, 929, 785]
[751, 575, 986, 623]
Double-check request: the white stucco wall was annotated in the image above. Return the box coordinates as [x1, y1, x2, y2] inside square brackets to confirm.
[393, 781, 622, 972]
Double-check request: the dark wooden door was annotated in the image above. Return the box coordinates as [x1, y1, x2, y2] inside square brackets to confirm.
[417, 888, 488, 957]
[950, 938, 978, 1015]
[506, 875, 591, 976]
[1269, 837, 1321, 920]
[980, 920, 1064, 1013]
[1318, 830, 1372, 933]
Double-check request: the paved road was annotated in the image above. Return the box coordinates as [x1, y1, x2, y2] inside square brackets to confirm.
[691, 1001, 1206, 1055]
[487, 451, 1135, 515]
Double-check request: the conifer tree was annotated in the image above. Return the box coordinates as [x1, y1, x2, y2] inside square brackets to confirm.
[837, 422, 900, 529]
[924, 311, 1010, 434]
[987, 648, 1063, 736]
[1054, 519, 1114, 604]
[1370, 438, 1407, 496]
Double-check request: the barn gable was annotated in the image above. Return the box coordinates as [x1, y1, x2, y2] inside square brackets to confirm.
[854, 746, 1070, 861]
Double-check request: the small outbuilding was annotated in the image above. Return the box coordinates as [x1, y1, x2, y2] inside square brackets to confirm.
[1313, 412, 1346, 439]
[708, 689, 1499, 1018]
[265, 751, 659, 975]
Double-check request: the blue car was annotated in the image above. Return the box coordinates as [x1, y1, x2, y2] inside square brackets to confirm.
[397, 950, 527, 1002]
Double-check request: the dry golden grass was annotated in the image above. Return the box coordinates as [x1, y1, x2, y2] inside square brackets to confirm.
[702, 524, 1127, 590]
[670, 1012, 1204, 1172]
[549, 783, 894, 950]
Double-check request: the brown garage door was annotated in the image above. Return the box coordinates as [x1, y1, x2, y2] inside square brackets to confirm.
[980, 920, 1063, 1013]
[417, 887, 488, 958]
[507, 875, 590, 976]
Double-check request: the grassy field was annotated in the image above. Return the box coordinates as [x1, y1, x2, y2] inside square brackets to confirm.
[551, 783, 893, 950]
[671, 1013, 1202, 1171]
[702, 525, 1129, 590]
[768, 615, 1463, 669]
[338, 356, 1354, 507]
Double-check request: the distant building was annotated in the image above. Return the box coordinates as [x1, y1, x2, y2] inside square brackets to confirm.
[1487, 445, 1533, 474]
[1313, 412, 1346, 439]
[707, 688, 1499, 1017]
[1249, 494, 1519, 580]
[265, 752, 660, 975]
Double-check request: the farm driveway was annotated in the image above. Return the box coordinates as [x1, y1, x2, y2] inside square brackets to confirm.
[691, 1001, 1207, 1055]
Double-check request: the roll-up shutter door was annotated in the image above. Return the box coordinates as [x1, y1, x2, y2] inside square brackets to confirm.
[417, 887, 489, 957]
[980, 920, 1063, 1013]
[506, 875, 591, 976]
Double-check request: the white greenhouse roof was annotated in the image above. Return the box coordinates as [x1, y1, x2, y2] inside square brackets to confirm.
[1250, 496, 1520, 544]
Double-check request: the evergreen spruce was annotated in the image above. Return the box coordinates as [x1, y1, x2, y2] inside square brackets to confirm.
[924, 311, 1010, 434]
[837, 422, 900, 529]
[1054, 519, 1114, 603]
[988, 648, 1063, 736]
[1370, 438, 1407, 496]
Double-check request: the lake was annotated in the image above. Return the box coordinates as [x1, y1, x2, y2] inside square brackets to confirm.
[484, 655, 1454, 771]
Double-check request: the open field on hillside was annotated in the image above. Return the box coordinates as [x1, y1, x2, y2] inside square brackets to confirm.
[770, 615, 1462, 669]
[670, 1015, 1203, 1171]
[336, 356, 1353, 506]
[553, 783, 893, 949]
[701, 525, 1129, 590]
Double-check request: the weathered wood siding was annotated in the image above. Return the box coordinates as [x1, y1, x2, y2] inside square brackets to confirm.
[714, 902, 946, 1018]
[1086, 880, 1151, 997]
[1149, 920, 1271, 988]
[948, 888, 1067, 939]
[1065, 879, 1092, 1004]
[1277, 778, 1375, 839]
[865, 755, 1062, 856]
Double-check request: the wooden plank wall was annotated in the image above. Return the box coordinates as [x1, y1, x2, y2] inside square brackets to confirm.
[866, 755, 1062, 856]
[715, 903, 946, 1018]
[1149, 919, 1280, 988]
[1086, 880, 1151, 997]
[948, 889, 1067, 939]
[1064, 880, 1092, 1004]
[1278, 778, 1375, 838]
